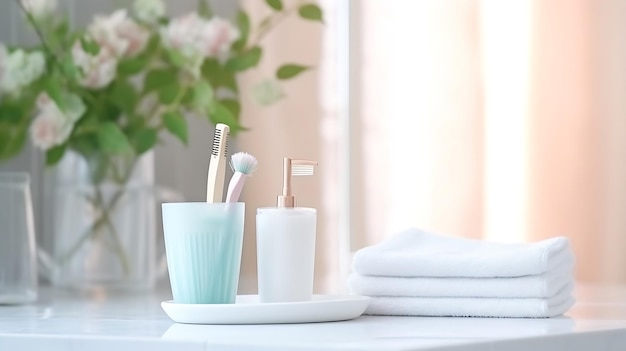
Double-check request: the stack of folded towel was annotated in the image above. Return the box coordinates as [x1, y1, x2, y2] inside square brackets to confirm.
[348, 228, 576, 318]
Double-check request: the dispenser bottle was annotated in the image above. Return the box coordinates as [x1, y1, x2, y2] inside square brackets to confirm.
[256, 158, 318, 303]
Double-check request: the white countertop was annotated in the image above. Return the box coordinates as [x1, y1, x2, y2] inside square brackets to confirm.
[1, 285, 626, 350]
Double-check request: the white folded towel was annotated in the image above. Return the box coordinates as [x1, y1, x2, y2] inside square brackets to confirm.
[364, 284, 575, 318]
[348, 264, 575, 298]
[353, 228, 574, 278]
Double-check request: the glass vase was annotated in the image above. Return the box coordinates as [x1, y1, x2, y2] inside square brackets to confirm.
[39, 150, 177, 291]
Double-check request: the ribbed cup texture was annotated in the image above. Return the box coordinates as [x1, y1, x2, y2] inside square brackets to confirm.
[162, 203, 244, 304]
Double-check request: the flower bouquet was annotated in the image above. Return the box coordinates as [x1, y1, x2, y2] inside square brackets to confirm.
[0, 0, 322, 289]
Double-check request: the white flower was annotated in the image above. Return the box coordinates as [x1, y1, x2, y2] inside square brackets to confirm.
[72, 41, 118, 89]
[0, 49, 46, 94]
[21, 0, 57, 19]
[133, 0, 165, 24]
[30, 92, 86, 150]
[88, 9, 150, 58]
[202, 17, 240, 57]
[161, 13, 239, 60]
[30, 112, 72, 150]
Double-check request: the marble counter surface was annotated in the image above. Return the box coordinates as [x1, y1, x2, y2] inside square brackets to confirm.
[1, 285, 626, 350]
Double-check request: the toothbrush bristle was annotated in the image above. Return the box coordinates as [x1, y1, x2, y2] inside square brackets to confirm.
[211, 129, 222, 157]
[230, 152, 259, 175]
[211, 127, 230, 158]
[291, 164, 315, 176]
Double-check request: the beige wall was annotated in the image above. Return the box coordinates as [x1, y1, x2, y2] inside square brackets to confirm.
[350, 0, 626, 285]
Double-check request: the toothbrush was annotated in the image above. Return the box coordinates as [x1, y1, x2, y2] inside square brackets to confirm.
[206, 123, 230, 203]
[277, 158, 318, 207]
[225, 152, 259, 203]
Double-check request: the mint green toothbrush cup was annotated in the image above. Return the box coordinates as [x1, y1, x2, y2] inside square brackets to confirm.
[162, 202, 245, 304]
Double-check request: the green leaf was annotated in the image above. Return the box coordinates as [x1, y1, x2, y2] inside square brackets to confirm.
[45, 78, 66, 111]
[298, 3, 324, 23]
[225, 46, 262, 72]
[54, 19, 70, 39]
[80, 37, 100, 55]
[198, 0, 213, 19]
[144, 69, 177, 93]
[71, 134, 99, 159]
[201, 59, 238, 93]
[45, 144, 67, 166]
[0, 124, 28, 161]
[276, 64, 310, 80]
[210, 103, 244, 134]
[163, 112, 188, 144]
[61, 59, 81, 81]
[96, 122, 132, 154]
[192, 80, 214, 113]
[118, 56, 148, 76]
[218, 99, 240, 120]
[0, 102, 25, 125]
[232, 10, 250, 52]
[131, 128, 158, 155]
[0, 128, 11, 158]
[166, 49, 187, 68]
[265, 0, 283, 10]
[111, 80, 137, 114]
[158, 83, 180, 105]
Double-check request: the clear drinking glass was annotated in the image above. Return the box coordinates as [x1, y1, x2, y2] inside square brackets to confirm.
[0, 172, 37, 304]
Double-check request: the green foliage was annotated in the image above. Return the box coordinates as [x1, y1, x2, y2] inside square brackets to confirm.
[131, 128, 158, 155]
[192, 80, 215, 114]
[276, 64, 310, 80]
[197, 0, 213, 19]
[97, 122, 132, 154]
[225, 47, 262, 72]
[210, 103, 243, 134]
[299, 4, 324, 23]
[111, 80, 138, 114]
[202, 59, 238, 93]
[0, 0, 324, 165]
[163, 112, 188, 144]
[266, 0, 284, 11]
[46, 144, 67, 165]
[158, 83, 181, 105]
[118, 56, 149, 76]
[80, 37, 100, 55]
[144, 68, 178, 93]
[232, 11, 250, 52]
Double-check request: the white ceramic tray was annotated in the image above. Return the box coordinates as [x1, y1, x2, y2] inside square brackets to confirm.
[161, 294, 370, 324]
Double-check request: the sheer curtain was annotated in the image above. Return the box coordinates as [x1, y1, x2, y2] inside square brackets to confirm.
[349, 0, 626, 285]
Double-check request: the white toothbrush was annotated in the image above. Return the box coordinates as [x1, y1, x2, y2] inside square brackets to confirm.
[206, 123, 230, 203]
[225, 152, 259, 203]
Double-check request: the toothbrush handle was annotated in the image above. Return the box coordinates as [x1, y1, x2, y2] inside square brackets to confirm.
[207, 154, 226, 203]
[226, 172, 247, 203]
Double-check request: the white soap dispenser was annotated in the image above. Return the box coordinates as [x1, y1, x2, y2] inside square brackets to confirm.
[256, 157, 318, 303]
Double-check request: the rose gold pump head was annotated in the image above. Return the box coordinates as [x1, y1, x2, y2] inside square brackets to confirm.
[278, 157, 318, 208]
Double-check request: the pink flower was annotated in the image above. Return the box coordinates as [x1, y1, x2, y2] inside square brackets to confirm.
[161, 13, 239, 59]
[30, 92, 85, 150]
[89, 9, 150, 58]
[72, 41, 117, 89]
[203, 17, 240, 57]
[30, 112, 71, 150]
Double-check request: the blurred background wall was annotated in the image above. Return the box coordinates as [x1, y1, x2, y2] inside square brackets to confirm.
[349, 0, 626, 285]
